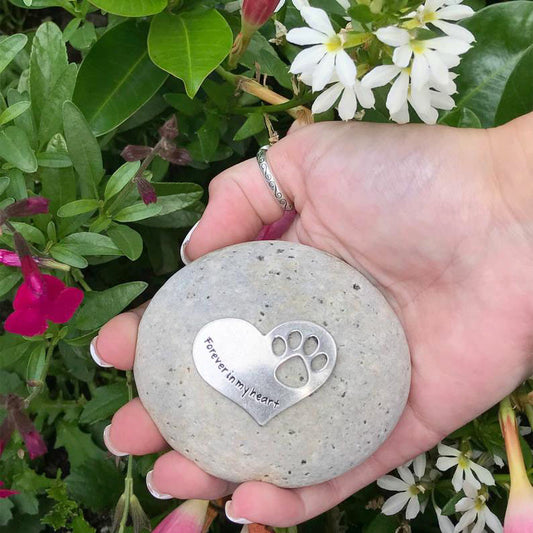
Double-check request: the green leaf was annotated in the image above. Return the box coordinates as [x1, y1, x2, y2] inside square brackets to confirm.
[61, 233, 121, 256]
[151, 186, 203, 216]
[0, 34, 28, 75]
[57, 199, 100, 217]
[29, 22, 76, 146]
[107, 224, 143, 261]
[72, 281, 147, 330]
[63, 101, 104, 197]
[0, 370, 24, 394]
[148, 9, 233, 98]
[4, 169, 27, 200]
[441, 492, 464, 516]
[104, 161, 140, 201]
[26, 343, 46, 386]
[0, 101, 31, 126]
[187, 115, 221, 162]
[453, 2, 533, 127]
[495, 44, 533, 125]
[36, 151, 72, 168]
[74, 21, 167, 136]
[0, 499, 14, 527]
[439, 107, 482, 128]
[0, 267, 21, 299]
[113, 202, 162, 222]
[348, 4, 376, 23]
[0, 176, 10, 195]
[9, 0, 72, 7]
[55, 421, 105, 468]
[233, 113, 265, 141]
[49, 245, 89, 269]
[0, 126, 38, 173]
[89, 0, 167, 16]
[9, 222, 45, 245]
[365, 513, 397, 533]
[80, 383, 128, 424]
[139, 199, 203, 228]
[71, 515, 96, 533]
[69, 21, 97, 52]
[164, 92, 202, 117]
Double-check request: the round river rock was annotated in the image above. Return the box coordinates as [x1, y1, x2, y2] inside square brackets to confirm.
[134, 241, 411, 488]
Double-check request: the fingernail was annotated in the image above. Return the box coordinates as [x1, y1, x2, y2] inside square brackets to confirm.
[225, 501, 253, 525]
[90, 337, 113, 368]
[146, 470, 173, 500]
[103, 425, 128, 457]
[180, 221, 200, 266]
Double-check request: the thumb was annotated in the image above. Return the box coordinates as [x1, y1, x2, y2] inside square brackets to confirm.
[184, 129, 307, 262]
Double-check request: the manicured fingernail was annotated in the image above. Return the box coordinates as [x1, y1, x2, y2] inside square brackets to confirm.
[225, 501, 253, 525]
[103, 425, 128, 457]
[90, 337, 113, 368]
[180, 221, 200, 266]
[146, 470, 172, 500]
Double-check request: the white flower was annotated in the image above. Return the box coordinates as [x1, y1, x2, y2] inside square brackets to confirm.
[287, 7, 356, 91]
[361, 64, 455, 124]
[375, 26, 471, 89]
[377, 454, 427, 520]
[311, 77, 375, 120]
[434, 504, 455, 533]
[406, 0, 475, 44]
[454, 483, 503, 533]
[436, 443, 495, 493]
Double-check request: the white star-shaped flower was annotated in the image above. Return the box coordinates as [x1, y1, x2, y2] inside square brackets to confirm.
[406, 0, 475, 44]
[454, 483, 503, 533]
[287, 6, 357, 91]
[377, 454, 427, 520]
[436, 443, 495, 493]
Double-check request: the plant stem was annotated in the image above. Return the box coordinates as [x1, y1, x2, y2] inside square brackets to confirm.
[233, 93, 315, 115]
[72, 269, 92, 292]
[24, 335, 60, 407]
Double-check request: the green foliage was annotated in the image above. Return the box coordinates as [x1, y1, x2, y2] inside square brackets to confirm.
[89, 0, 168, 17]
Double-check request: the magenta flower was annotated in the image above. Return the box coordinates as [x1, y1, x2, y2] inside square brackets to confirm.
[2, 197, 49, 220]
[134, 177, 158, 205]
[153, 500, 209, 533]
[0, 249, 22, 267]
[0, 481, 18, 499]
[0, 395, 47, 460]
[5, 273, 84, 336]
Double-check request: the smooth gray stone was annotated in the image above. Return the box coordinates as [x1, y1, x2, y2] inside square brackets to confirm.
[134, 241, 411, 488]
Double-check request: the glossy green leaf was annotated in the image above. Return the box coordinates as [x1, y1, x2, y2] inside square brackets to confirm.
[0, 126, 38, 173]
[57, 199, 100, 217]
[9, 0, 72, 8]
[0, 34, 28, 75]
[73, 281, 148, 330]
[80, 383, 128, 424]
[234, 113, 265, 141]
[49, 244, 88, 269]
[7, 89, 37, 148]
[69, 21, 97, 52]
[74, 21, 167, 136]
[0, 101, 30, 126]
[9, 222, 45, 246]
[164, 93, 202, 117]
[138, 199, 203, 228]
[89, 0, 167, 16]
[439, 107, 482, 128]
[104, 161, 140, 200]
[107, 224, 143, 261]
[453, 2, 533, 127]
[61, 233, 121, 256]
[29, 22, 76, 146]
[495, 44, 533, 125]
[148, 9, 233, 98]
[63, 101, 104, 197]
[36, 152, 72, 168]
[113, 202, 162, 222]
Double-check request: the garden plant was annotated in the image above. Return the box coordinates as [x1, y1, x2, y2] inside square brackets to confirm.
[0, 0, 532, 532]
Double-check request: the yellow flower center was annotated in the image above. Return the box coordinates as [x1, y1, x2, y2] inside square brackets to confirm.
[410, 40, 427, 55]
[325, 34, 343, 53]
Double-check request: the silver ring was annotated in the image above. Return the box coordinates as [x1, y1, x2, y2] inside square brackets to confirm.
[256, 145, 294, 211]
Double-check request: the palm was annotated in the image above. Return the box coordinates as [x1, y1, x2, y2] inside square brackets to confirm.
[97, 121, 533, 527]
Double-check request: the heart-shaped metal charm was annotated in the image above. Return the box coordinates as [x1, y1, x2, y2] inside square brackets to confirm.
[192, 319, 337, 425]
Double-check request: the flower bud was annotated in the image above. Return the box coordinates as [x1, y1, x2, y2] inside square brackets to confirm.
[242, 0, 281, 28]
[4, 197, 49, 218]
[153, 499, 209, 533]
[499, 398, 533, 532]
[121, 145, 153, 162]
[159, 142, 192, 166]
[159, 115, 179, 140]
[0, 249, 22, 267]
[134, 177, 157, 205]
[0, 481, 19, 499]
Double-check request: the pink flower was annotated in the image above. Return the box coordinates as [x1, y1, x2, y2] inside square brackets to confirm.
[499, 399, 533, 532]
[256, 210, 296, 240]
[0, 395, 47, 460]
[5, 274, 83, 337]
[0, 249, 22, 267]
[134, 177, 158, 205]
[242, 0, 281, 27]
[0, 481, 18, 499]
[153, 500, 209, 533]
[3, 197, 49, 219]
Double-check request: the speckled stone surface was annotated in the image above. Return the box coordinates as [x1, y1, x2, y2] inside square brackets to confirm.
[134, 241, 411, 488]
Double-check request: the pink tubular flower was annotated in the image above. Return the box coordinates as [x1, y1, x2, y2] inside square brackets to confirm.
[134, 177, 157, 205]
[121, 145, 153, 162]
[4, 197, 49, 219]
[5, 274, 83, 336]
[0, 481, 18, 499]
[153, 500, 209, 533]
[0, 395, 47, 460]
[0, 249, 22, 267]
[242, 0, 281, 27]
[499, 398, 533, 532]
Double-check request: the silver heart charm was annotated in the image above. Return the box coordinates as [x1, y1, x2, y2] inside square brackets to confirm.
[192, 319, 337, 425]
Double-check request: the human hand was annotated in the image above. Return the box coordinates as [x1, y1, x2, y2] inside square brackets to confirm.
[91, 114, 533, 527]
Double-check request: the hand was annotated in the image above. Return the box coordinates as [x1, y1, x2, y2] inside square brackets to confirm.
[92, 114, 533, 527]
